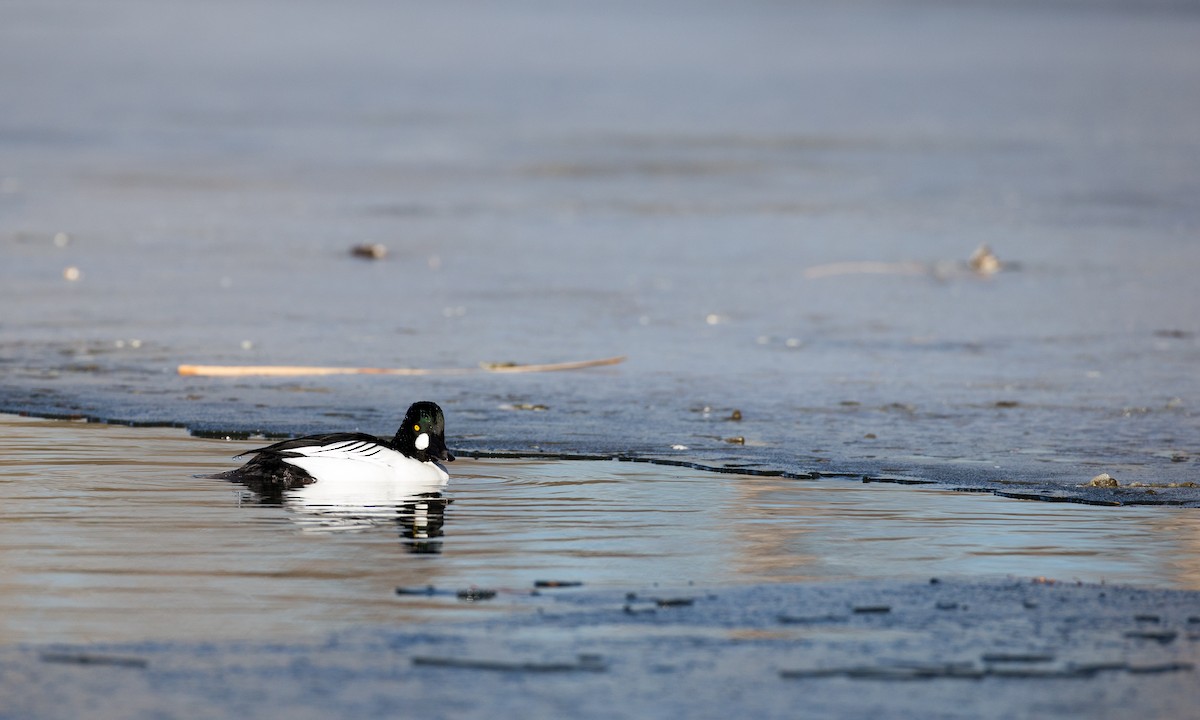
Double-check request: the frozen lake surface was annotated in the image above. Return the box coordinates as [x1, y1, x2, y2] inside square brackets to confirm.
[2, 0, 1199, 500]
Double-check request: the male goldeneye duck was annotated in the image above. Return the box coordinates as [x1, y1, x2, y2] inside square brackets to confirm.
[223, 401, 453, 502]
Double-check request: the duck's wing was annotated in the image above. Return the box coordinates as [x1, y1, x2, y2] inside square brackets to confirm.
[236, 432, 390, 459]
[223, 433, 392, 501]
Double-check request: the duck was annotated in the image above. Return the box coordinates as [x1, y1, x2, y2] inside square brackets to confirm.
[222, 401, 454, 502]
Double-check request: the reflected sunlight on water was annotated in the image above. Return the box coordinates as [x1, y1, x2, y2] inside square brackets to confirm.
[1, 414, 1196, 644]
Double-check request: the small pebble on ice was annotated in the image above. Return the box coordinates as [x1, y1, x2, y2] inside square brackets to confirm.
[350, 243, 387, 260]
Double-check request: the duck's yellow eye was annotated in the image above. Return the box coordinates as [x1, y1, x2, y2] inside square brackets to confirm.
[413, 424, 420, 432]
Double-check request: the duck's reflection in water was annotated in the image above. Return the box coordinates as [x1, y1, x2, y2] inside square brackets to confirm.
[289, 493, 452, 553]
[244, 479, 452, 553]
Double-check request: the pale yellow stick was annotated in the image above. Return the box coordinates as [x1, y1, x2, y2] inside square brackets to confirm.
[177, 365, 457, 377]
[177, 355, 626, 377]
[479, 355, 627, 373]
[803, 261, 928, 279]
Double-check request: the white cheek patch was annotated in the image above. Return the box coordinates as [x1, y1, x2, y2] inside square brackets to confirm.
[415, 432, 430, 451]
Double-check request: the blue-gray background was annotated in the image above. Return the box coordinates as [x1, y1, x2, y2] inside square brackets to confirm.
[3, 0, 1199, 498]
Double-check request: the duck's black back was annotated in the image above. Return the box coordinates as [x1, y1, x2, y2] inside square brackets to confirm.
[241, 432, 386, 458]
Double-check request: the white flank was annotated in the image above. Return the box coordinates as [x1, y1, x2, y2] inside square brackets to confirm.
[279, 440, 449, 508]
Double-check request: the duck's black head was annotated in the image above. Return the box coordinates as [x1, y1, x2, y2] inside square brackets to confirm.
[395, 401, 454, 463]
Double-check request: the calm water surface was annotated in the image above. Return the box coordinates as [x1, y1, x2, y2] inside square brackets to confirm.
[1, 414, 1197, 645]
